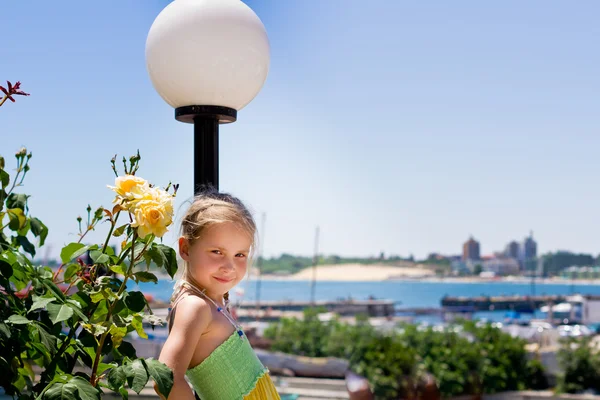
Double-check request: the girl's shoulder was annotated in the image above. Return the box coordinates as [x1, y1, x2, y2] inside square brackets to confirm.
[170, 294, 213, 332]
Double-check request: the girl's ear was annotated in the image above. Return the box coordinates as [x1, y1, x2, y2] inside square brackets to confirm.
[179, 237, 190, 261]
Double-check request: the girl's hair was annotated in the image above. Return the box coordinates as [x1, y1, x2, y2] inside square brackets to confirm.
[172, 189, 257, 304]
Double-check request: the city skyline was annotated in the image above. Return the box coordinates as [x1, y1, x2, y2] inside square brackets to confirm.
[3, 1, 600, 261]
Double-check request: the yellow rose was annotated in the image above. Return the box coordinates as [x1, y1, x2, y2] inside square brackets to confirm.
[130, 187, 174, 239]
[108, 175, 150, 209]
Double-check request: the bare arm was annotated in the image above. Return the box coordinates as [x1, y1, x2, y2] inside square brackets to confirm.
[156, 296, 211, 400]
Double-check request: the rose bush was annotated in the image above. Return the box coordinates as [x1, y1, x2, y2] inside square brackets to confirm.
[1, 86, 178, 399]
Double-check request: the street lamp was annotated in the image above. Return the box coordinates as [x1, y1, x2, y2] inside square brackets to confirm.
[146, 0, 270, 192]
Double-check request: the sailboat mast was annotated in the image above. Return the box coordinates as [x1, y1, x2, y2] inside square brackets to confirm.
[310, 226, 320, 305]
[255, 212, 266, 320]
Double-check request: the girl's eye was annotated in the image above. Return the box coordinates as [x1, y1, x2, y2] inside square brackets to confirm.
[211, 250, 222, 255]
[236, 253, 246, 258]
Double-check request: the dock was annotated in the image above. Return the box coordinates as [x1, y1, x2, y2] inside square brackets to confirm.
[441, 294, 600, 313]
[236, 299, 396, 317]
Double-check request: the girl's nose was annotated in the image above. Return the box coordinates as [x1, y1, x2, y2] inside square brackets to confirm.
[220, 260, 234, 271]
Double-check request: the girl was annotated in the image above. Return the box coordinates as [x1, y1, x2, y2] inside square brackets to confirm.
[157, 191, 280, 400]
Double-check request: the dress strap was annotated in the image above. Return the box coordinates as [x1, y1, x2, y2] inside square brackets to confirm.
[167, 289, 199, 332]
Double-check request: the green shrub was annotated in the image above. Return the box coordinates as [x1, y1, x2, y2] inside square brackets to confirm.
[266, 314, 547, 399]
[557, 337, 600, 394]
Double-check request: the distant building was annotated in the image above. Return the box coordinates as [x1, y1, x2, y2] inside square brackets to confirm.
[451, 260, 471, 275]
[482, 257, 520, 276]
[462, 236, 480, 261]
[523, 231, 537, 259]
[519, 231, 537, 270]
[505, 241, 520, 260]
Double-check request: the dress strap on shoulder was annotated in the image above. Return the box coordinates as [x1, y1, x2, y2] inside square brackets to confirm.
[167, 282, 211, 331]
[167, 290, 196, 331]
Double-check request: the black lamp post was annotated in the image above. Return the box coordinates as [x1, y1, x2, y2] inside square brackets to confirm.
[175, 106, 237, 191]
[146, 0, 270, 193]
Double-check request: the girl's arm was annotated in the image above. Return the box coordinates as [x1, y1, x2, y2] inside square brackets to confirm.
[156, 296, 212, 400]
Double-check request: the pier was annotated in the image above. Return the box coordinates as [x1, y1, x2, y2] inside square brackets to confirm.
[236, 299, 396, 317]
[441, 294, 600, 313]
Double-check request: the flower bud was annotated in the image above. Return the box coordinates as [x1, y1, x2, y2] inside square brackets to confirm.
[15, 147, 27, 158]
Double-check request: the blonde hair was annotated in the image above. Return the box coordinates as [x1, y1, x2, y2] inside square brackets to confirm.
[172, 190, 257, 304]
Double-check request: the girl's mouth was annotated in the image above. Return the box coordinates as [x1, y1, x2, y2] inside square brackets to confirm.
[213, 276, 233, 284]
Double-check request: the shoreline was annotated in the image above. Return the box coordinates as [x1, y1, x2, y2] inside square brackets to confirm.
[150, 264, 600, 286]
[252, 263, 600, 286]
[256, 274, 600, 286]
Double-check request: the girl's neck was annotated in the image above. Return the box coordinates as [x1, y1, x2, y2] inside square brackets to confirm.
[182, 278, 225, 306]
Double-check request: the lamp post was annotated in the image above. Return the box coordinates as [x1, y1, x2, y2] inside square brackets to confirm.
[146, 0, 270, 192]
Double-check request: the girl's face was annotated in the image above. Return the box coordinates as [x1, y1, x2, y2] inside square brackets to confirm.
[179, 222, 252, 299]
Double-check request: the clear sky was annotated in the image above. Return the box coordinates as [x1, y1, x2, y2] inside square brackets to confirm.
[2, 1, 600, 261]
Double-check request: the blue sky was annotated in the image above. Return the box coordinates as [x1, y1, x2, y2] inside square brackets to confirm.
[2, 1, 600, 261]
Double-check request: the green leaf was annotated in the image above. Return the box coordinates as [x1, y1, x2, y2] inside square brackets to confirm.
[144, 358, 174, 399]
[7, 208, 27, 231]
[146, 245, 165, 268]
[43, 381, 77, 400]
[17, 219, 30, 236]
[0, 169, 9, 189]
[35, 265, 54, 279]
[117, 341, 137, 359]
[71, 292, 91, 309]
[89, 289, 106, 304]
[6, 315, 31, 324]
[63, 263, 81, 281]
[13, 371, 29, 393]
[90, 287, 118, 303]
[67, 301, 89, 322]
[98, 362, 117, 376]
[154, 244, 178, 278]
[31, 338, 53, 364]
[81, 323, 108, 336]
[109, 324, 128, 348]
[89, 250, 110, 265]
[70, 376, 102, 400]
[0, 191, 6, 213]
[60, 243, 90, 264]
[47, 303, 74, 324]
[42, 279, 67, 301]
[30, 217, 48, 246]
[34, 324, 58, 356]
[109, 264, 125, 275]
[90, 300, 108, 323]
[17, 235, 36, 257]
[124, 291, 147, 313]
[118, 386, 129, 400]
[131, 241, 147, 261]
[0, 259, 12, 279]
[112, 224, 128, 237]
[134, 271, 158, 284]
[6, 193, 28, 210]
[0, 322, 10, 339]
[131, 315, 147, 339]
[30, 296, 56, 311]
[107, 366, 127, 391]
[126, 359, 149, 394]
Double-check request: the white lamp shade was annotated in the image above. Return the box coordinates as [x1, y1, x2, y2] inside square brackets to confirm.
[146, 0, 270, 111]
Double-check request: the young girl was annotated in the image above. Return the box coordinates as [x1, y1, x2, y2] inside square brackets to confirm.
[157, 191, 280, 400]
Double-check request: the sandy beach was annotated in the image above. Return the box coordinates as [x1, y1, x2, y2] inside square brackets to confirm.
[253, 264, 600, 286]
[259, 263, 436, 282]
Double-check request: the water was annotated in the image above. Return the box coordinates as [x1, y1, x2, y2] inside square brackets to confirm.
[138, 278, 600, 322]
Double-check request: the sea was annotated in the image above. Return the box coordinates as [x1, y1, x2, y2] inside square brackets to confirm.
[137, 278, 600, 324]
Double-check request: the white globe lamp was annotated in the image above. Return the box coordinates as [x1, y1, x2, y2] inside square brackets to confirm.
[146, 0, 270, 191]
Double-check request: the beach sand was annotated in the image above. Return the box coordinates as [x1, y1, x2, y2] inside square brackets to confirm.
[259, 263, 435, 282]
